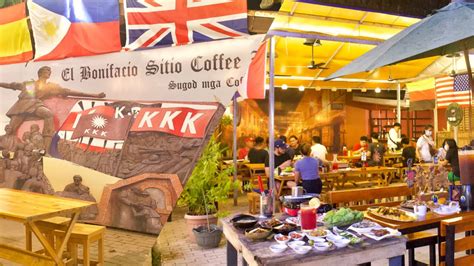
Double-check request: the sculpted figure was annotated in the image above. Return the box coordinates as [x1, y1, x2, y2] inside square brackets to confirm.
[117, 187, 163, 233]
[0, 66, 106, 152]
[58, 175, 98, 220]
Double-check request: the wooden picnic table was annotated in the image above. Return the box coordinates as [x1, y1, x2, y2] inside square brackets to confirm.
[0, 188, 94, 266]
[222, 216, 406, 266]
[274, 167, 399, 197]
[365, 208, 474, 235]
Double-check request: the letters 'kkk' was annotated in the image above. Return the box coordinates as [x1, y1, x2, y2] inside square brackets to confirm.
[71, 106, 132, 141]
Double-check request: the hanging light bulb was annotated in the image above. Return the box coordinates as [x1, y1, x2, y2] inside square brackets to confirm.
[346, 88, 352, 92]
[281, 84, 288, 90]
[315, 86, 321, 91]
[298, 85, 305, 91]
[375, 87, 381, 93]
[331, 87, 337, 92]
[361, 88, 367, 92]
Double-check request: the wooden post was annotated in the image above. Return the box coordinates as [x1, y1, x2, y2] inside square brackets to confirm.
[463, 46, 473, 139]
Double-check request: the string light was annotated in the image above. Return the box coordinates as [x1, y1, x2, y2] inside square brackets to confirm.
[375, 87, 381, 93]
[281, 84, 288, 90]
[298, 85, 305, 91]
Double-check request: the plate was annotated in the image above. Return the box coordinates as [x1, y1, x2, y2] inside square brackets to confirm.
[367, 206, 417, 222]
[285, 217, 299, 226]
[362, 228, 401, 241]
[432, 207, 461, 215]
[348, 220, 382, 234]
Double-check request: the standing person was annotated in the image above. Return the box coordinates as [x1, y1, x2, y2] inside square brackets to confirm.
[238, 137, 254, 160]
[248, 136, 268, 164]
[288, 135, 303, 157]
[401, 137, 416, 167]
[416, 125, 436, 163]
[352, 136, 368, 155]
[387, 123, 402, 151]
[367, 132, 385, 166]
[294, 144, 322, 194]
[440, 139, 460, 182]
[264, 139, 292, 177]
[310, 136, 327, 161]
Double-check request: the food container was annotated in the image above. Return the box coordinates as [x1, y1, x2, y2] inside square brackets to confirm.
[244, 227, 272, 241]
[269, 244, 287, 254]
[292, 186, 304, 197]
[293, 245, 312, 255]
[313, 242, 331, 251]
[288, 240, 305, 250]
[288, 231, 305, 241]
[274, 234, 290, 245]
[230, 214, 258, 229]
[332, 238, 350, 248]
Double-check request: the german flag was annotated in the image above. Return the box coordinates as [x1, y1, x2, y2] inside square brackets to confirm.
[406, 77, 436, 111]
[0, 3, 33, 65]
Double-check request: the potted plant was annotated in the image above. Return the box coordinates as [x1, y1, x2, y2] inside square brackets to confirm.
[178, 134, 237, 246]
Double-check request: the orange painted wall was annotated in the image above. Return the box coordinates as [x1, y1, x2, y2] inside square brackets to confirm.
[344, 105, 369, 149]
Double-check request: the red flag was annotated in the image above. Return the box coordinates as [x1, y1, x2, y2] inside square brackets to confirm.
[240, 41, 267, 99]
[71, 110, 132, 140]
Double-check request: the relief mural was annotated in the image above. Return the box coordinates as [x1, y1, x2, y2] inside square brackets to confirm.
[0, 66, 224, 234]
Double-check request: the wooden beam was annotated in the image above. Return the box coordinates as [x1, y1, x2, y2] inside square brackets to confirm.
[0, 243, 55, 266]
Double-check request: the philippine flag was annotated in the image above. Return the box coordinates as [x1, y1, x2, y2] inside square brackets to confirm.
[28, 0, 121, 61]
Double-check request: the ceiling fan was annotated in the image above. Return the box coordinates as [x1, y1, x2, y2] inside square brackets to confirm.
[286, 39, 329, 70]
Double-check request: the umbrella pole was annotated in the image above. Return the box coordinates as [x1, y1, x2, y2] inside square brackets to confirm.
[463, 47, 473, 140]
[269, 37, 276, 215]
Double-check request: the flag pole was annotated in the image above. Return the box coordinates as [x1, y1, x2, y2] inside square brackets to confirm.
[232, 93, 238, 206]
[462, 44, 473, 140]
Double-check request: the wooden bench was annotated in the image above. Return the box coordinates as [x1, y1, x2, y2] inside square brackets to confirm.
[328, 184, 437, 266]
[26, 218, 105, 266]
[53, 223, 106, 266]
[327, 183, 414, 211]
[440, 215, 474, 266]
[0, 243, 55, 266]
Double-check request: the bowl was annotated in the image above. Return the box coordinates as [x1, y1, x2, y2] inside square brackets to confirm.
[306, 235, 326, 243]
[293, 245, 312, 255]
[269, 244, 287, 254]
[245, 227, 272, 241]
[272, 223, 297, 235]
[283, 206, 299, 217]
[274, 234, 291, 245]
[313, 242, 331, 252]
[332, 238, 350, 248]
[288, 231, 305, 241]
[230, 214, 258, 229]
[288, 240, 305, 249]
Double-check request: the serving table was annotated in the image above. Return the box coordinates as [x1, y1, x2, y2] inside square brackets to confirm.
[0, 188, 94, 266]
[222, 216, 406, 266]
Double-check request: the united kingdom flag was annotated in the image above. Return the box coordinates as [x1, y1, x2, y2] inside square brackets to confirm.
[124, 0, 248, 50]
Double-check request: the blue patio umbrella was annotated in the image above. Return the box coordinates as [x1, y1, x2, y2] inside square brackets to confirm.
[326, 0, 474, 95]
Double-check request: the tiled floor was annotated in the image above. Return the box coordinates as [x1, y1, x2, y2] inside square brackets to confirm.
[0, 219, 157, 266]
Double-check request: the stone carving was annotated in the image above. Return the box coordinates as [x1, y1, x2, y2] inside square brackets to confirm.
[57, 175, 99, 220]
[116, 187, 163, 234]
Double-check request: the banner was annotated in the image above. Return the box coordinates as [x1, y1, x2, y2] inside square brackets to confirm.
[0, 34, 264, 131]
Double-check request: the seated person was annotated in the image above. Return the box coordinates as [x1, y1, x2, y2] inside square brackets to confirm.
[352, 136, 368, 155]
[401, 137, 416, 167]
[265, 139, 292, 192]
[310, 136, 327, 161]
[279, 135, 295, 159]
[439, 139, 460, 182]
[248, 136, 269, 164]
[288, 135, 303, 157]
[264, 139, 292, 177]
[294, 144, 322, 194]
[367, 132, 385, 166]
[437, 139, 449, 160]
[238, 137, 254, 160]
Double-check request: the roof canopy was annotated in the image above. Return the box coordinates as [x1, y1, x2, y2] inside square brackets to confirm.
[267, 0, 441, 91]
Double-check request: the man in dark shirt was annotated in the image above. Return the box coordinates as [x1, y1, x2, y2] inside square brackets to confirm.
[367, 132, 386, 166]
[265, 139, 292, 177]
[401, 137, 416, 167]
[279, 135, 295, 159]
[248, 137, 269, 164]
[288, 135, 303, 157]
